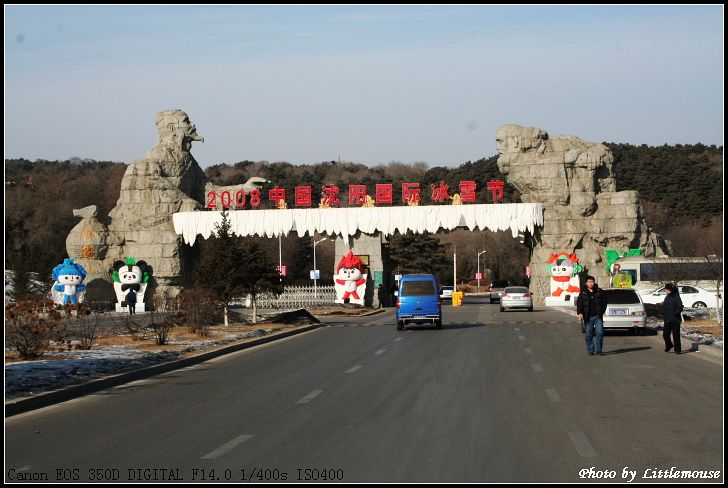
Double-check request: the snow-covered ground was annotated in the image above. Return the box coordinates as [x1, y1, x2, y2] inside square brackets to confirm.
[645, 316, 723, 350]
[5, 327, 282, 400]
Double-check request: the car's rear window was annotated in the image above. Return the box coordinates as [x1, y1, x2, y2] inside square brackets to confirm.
[605, 289, 641, 304]
[401, 280, 436, 296]
[491, 280, 509, 288]
[505, 287, 529, 293]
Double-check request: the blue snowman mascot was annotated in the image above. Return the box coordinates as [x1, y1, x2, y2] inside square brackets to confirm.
[51, 258, 87, 305]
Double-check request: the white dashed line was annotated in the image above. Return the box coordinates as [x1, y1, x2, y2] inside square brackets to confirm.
[518, 335, 526, 341]
[201, 434, 254, 459]
[532, 364, 543, 372]
[545, 389, 562, 402]
[345, 365, 362, 374]
[393, 337, 403, 342]
[375, 349, 386, 356]
[514, 327, 521, 331]
[524, 348, 533, 355]
[568, 432, 597, 458]
[297, 390, 323, 404]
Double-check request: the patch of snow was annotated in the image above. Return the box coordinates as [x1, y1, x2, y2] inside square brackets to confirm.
[5, 327, 283, 399]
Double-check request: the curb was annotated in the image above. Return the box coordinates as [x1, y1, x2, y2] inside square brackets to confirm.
[551, 306, 723, 359]
[5, 324, 320, 418]
[361, 308, 387, 317]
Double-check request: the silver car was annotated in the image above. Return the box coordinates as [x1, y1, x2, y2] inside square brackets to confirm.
[489, 279, 510, 303]
[602, 288, 647, 333]
[500, 286, 533, 312]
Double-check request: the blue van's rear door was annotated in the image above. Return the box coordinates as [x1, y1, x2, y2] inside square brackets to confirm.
[400, 279, 439, 315]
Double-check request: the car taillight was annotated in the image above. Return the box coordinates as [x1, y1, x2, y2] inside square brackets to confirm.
[523, 294, 530, 298]
[630, 311, 646, 316]
[396, 299, 400, 310]
[502, 294, 509, 298]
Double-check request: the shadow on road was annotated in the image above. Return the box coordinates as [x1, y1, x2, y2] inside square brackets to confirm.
[403, 323, 485, 331]
[604, 346, 652, 355]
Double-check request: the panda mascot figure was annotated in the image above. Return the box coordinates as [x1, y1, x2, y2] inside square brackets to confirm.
[111, 258, 151, 313]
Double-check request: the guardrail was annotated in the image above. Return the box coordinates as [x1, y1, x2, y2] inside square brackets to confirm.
[237, 285, 337, 309]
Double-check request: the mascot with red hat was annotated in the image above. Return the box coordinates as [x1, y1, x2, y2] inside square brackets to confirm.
[334, 251, 368, 306]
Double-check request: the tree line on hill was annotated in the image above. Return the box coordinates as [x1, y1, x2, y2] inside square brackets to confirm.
[4, 141, 723, 291]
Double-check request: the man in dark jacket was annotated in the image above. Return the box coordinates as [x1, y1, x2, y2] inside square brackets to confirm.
[662, 283, 684, 354]
[125, 289, 137, 315]
[576, 275, 608, 356]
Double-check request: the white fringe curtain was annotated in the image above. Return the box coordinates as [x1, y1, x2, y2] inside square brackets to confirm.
[173, 203, 544, 245]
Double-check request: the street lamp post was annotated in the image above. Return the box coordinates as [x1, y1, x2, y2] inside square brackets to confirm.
[313, 237, 329, 298]
[477, 250, 487, 294]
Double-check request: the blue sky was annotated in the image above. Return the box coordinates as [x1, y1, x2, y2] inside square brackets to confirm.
[4, 5, 724, 167]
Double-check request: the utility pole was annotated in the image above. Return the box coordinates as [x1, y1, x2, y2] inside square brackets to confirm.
[453, 244, 457, 291]
[313, 237, 329, 298]
[477, 250, 487, 294]
[278, 234, 282, 282]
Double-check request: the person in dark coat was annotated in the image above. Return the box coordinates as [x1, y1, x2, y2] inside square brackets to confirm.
[125, 289, 137, 315]
[376, 284, 384, 308]
[576, 275, 608, 356]
[662, 283, 684, 354]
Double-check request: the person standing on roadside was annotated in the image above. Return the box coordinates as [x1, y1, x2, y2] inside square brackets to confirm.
[126, 289, 137, 315]
[662, 283, 684, 354]
[577, 275, 608, 356]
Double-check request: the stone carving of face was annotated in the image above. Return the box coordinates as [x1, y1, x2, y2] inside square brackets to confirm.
[156, 109, 204, 151]
[58, 274, 83, 285]
[495, 128, 516, 155]
[496, 124, 546, 155]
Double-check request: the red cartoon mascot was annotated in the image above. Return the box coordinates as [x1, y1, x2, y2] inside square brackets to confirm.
[334, 251, 368, 306]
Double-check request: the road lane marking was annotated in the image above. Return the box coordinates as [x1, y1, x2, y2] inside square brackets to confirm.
[568, 432, 597, 458]
[345, 365, 362, 373]
[524, 348, 533, 355]
[393, 337, 403, 342]
[518, 335, 526, 341]
[545, 389, 562, 402]
[201, 434, 254, 459]
[375, 348, 386, 355]
[297, 390, 323, 404]
[532, 364, 543, 372]
[514, 327, 520, 331]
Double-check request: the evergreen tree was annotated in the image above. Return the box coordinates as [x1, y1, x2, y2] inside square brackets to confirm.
[194, 211, 257, 326]
[237, 240, 284, 322]
[388, 231, 451, 281]
[290, 235, 313, 283]
[10, 246, 32, 302]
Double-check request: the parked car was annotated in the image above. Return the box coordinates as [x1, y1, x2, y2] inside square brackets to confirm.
[440, 285, 454, 300]
[396, 274, 442, 330]
[639, 284, 719, 309]
[591, 288, 646, 334]
[489, 279, 510, 303]
[500, 286, 533, 312]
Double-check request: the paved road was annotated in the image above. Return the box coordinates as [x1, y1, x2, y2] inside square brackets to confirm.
[6, 298, 723, 482]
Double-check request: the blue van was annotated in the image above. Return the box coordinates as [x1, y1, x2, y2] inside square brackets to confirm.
[396, 274, 442, 330]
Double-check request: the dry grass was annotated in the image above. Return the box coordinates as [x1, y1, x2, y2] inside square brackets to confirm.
[4, 322, 303, 363]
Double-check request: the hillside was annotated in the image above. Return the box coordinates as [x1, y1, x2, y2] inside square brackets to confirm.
[4, 143, 723, 280]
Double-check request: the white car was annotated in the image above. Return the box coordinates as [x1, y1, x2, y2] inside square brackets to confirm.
[500, 286, 533, 312]
[594, 288, 646, 334]
[639, 285, 719, 309]
[440, 286, 454, 300]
